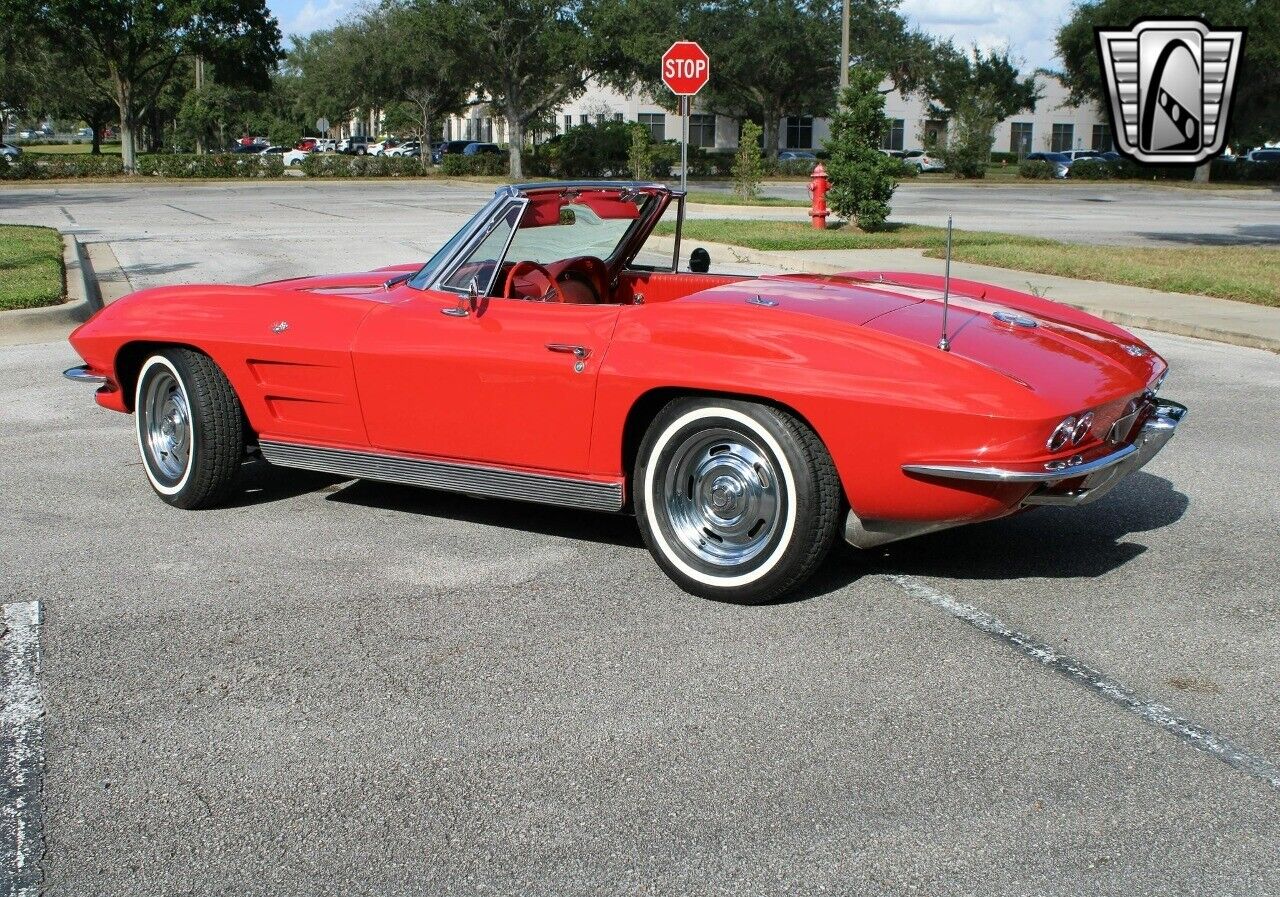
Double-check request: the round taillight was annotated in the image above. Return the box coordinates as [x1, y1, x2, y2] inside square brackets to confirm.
[1047, 417, 1077, 452]
[1071, 412, 1095, 445]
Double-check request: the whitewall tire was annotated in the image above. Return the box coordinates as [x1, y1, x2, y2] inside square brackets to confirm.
[134, 348, 244, 510]
[634, 398, 842, 604]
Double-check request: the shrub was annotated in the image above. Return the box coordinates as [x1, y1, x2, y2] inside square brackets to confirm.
[822, 68, 897, 230]
[732, 121, 764, 199]
[627, 124, 653, 180]
[303, 154, 437, 177]
[990, 151, 1018, 164]
[1068, 159, 1115, 180]
[1019, 159, 1056, 179]
[441, 153, 507, 176]
[883, 157, 918, 179]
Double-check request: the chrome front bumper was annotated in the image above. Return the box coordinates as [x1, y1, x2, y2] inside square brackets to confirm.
[903, 399, 1187, 508]
[63, 364, 108, 384]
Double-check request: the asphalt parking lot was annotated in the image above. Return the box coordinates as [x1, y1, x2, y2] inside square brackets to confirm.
[1, 181, 1279, 894]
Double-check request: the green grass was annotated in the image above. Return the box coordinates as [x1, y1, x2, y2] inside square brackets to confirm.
[21, 142, 122, 155]
[945, 243, 1280, 307]
[0, 225, 65, 310]
[655, 219, 1052, 252]
[685, 190, 809, 208]
[658, 218, 1280, 306]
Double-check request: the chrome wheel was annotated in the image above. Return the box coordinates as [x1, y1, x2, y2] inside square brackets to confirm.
[662, 428, 784, 568]
[141, 368, 191, 483]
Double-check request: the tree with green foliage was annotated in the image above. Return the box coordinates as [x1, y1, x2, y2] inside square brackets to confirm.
[732, 120, 763, 199]
[923, 45, 1039, 178]
[627, 124, 654, 179]
[35, 0, 282, 170]
[823, 69, 897, 230]
[585, 0, 930, 158]
[450, 0, 592, 177]
[1057, 0, 1280, 180]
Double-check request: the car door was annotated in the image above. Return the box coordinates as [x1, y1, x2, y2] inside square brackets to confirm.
[352, 291, 620, 474]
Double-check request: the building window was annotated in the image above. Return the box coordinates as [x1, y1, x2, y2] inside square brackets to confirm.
[784, 115, 814, 149]
[638, 112, 666, 142]
[564, 115, 572, 133]
[689, 114, 716, 148]
[1051, 123, 1074, 152]
[923, 118, 947, 148]
[1010, 122, 1033, 156]
[613, 112, 623, 122]
[1091, 123, 1112, 151]
[880, 118, 905, 152]
[580, 114, 589, 126]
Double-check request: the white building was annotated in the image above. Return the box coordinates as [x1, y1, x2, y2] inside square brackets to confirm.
[443, 71, 1113, 157]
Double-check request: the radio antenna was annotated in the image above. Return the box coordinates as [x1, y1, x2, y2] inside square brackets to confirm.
[938, 215, 953, 352]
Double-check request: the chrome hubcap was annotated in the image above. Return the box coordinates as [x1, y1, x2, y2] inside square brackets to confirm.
[663, 429, 783, 568]
[142, 370, 191, 482]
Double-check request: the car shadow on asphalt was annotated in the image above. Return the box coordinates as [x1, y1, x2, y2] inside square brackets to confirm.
[223, 458, 348, 507]
[324, 479, 645, 548]
[856, 472, 1189, 582]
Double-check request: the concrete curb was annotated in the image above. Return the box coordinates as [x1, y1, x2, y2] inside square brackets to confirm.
[0, 234, 99, 347]
[657, 236, 1280, 354]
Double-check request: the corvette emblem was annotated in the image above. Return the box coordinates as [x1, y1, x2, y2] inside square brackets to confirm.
[271, 321, 289, 334]
[1124, 344, 1149, 356]
[1095, 18, 1246, 165]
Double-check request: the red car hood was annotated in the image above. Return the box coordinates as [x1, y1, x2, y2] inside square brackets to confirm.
[258, 264, 419, 297]
[690, 273, 1165, 406]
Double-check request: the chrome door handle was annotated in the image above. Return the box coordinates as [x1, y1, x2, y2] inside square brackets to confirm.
[545, 343, 591, 360]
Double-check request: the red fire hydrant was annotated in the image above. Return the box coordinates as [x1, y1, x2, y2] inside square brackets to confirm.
[808, 162, 829, 230]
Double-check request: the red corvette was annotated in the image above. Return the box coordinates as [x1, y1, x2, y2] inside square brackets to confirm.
[65, 181, 1184, 603]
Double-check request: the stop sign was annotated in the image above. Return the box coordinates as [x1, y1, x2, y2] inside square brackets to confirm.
[661, 41, 710, 96]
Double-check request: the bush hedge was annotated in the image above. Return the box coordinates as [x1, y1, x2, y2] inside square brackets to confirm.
[1065, 158, 1114, 180]
[1, 154, 125, 179]
[303, 154, 435, 177]
[1018, 159, 1057, 179]
[440, 153, 508, 176]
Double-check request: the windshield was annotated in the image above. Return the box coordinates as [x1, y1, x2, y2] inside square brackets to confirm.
[505, 202, 639, 264]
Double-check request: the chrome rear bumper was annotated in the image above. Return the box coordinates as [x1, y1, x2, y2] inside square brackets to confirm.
[903, 399, 1186, 507]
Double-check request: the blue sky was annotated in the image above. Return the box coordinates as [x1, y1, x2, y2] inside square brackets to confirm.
[266, 0, 1068, 72]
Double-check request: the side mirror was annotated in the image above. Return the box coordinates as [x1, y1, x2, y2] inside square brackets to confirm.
[689, 247, 711, 273]
[466, 276, 480, 311]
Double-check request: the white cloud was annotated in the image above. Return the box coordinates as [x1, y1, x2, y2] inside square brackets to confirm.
[900, 0, 1073, 71]
[278, 0, 352, 36]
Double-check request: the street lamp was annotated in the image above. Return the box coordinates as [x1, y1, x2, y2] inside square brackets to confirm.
[839, 0, 850, 92]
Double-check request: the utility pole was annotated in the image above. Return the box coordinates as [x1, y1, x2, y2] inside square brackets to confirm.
[194, 55, 205, 155]
[839, 0, 850, 94]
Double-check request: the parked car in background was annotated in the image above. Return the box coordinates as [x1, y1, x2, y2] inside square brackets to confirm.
[295, 138, 318, 152]
[283, 148, 311, 167]
[903, 150, 945, 172]
[77, 127, 94, 138]
[63, 180, 1184, 604]
[0, 142, 21, 160]
[1025, 151, 1072, 178]
[369, 139, 400, 156]
[1062, 150, 1103, 162]
[777, 150, 818, 169]
[230, 143, 267, 154]
[463, 142, 501, 156]
[315, 138, 337, 153]
[339, 136, 372, 155]
[879, 149, 906, 159]
[432, 140, 474, 164]
[1245, 148, 1280, 163]
[386, 141, 421, 157]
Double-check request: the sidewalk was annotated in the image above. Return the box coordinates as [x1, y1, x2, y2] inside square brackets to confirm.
[670, 237, 1280, 353]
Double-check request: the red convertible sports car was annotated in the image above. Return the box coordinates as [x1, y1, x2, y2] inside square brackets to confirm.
[65, 181, 1184, 603]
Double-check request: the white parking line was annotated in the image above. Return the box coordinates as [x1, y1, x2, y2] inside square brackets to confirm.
[1, 601, 44, 897]
[886, 574, 1280, 792]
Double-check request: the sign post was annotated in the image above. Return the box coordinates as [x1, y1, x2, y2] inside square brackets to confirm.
[661, 41, 710, 193]
[315, 117, 330, 137]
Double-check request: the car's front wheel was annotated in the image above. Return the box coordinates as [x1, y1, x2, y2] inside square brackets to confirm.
[135, 348, 244, 509]
[634, 398, 842, 604]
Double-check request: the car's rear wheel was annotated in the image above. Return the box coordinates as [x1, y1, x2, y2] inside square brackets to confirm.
[135, 348, 244, 509]
[634, 398, 842, 604]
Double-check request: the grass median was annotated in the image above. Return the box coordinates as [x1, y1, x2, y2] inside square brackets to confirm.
[657, 219, 1280, 307]
[0, 225, 65, 310]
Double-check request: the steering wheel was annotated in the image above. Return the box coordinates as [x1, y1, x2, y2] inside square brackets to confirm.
[503, 260, 565, 303]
